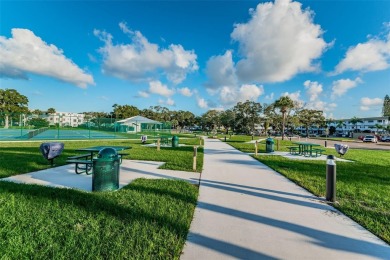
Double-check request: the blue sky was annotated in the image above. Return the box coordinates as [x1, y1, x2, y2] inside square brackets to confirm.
[1, 0, 389, 119]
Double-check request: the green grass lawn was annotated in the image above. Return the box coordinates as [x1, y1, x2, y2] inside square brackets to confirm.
[227, 138, 390, 244]
[0, 138, 202, 258]
[0, 179, 198, 259]
[0, 138, 203, 178]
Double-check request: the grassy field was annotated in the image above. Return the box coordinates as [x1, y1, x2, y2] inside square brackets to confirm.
[226, 137, 390, 244]
[0, 138, 203, 178]
[0, 138, 202, 258]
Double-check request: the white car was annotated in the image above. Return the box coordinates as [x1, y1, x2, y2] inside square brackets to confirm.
[363, 135, 378, 143]
[381, 136, 390, 142]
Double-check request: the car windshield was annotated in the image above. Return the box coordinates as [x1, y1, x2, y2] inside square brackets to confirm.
[365, 136, 374, 138]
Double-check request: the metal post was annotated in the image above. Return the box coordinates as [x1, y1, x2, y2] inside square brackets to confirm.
[199, 137, 202, 146]
[252, 135, 254, 140]
[325, 140, 327, 147]
[157, 138, 160, 151]
[224, 136, 226, 142]
[255, 141, 258, 156]
[326, 155, 336, 202]
[277, 139, 279, 151]
[193, 146, 198, 171]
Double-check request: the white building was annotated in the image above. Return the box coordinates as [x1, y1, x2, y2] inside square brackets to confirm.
[329, 116, 389, 133]
[42, 112, 86, 127]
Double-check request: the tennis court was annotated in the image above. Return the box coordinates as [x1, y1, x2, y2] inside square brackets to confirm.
[30, 129, 121, 139]
[0, 129, 33, 140]
[0, 128, 126, 140]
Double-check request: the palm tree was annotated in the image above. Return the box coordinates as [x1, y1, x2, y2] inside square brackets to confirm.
[350, 116, 363, 132]
[274, 96, 294, 140]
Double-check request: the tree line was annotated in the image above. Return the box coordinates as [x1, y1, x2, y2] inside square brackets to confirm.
[1, 88, 389, 137]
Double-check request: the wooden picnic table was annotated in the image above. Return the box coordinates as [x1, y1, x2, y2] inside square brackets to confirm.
[292, 142, 322, 157]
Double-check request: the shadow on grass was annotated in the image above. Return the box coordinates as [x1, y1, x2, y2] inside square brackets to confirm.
[0, 179, 194, 234]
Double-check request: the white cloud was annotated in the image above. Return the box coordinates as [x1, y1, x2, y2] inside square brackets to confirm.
[219, 84, 264, 106]
[334, 32, 390, 74]
[265, 92, 274, 100]
[360, 97, 383, 111]
[0, 28, 94, 88]
[281, 91, 301, 102]
[205, 50, 237, 90]
[197, 97, 208, 109]
[166, 97, 175, 106]
[306, 100, 337, 112]
[95, 23, 198, 84]
[138, 91, 149, 98]
[303, 80, 323, 101]
[178, 87, 193, 97]
[158, 97, 175, 106]
[99, 96, 109, 101]
[231, 0, 329, 83]
[148, 80, 174, 97]
[331, 77, 362, 99]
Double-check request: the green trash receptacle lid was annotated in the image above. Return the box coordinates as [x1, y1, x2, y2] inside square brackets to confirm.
[97, 147, 118, 160]
[266, 138, 274, 143]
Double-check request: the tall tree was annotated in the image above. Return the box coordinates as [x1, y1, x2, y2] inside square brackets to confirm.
[201, 110, 221, 131]
[297, 109, 325, 137]
[113, 105, 139, 119]
[350, 116, 363, 132]
[220, 109, 235, 134]
[233, 100, 262, 135]
[382, 95, 390, 117]
[273, 96, 294, 140]
[47, 108, 56, 114]
[0, 89, 29, 128]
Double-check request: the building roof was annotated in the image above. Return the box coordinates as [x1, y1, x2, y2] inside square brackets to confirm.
[117, 116, 161, 125]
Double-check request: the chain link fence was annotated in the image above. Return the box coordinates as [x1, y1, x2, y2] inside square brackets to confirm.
[0, 113, 171, 141]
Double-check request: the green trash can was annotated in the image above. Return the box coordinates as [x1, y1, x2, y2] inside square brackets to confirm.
[266, 138, 274, 153]
[92, 148, 120, 191]
[172, 135, 179, 147]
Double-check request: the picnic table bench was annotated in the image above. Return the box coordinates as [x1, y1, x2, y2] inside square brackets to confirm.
[155, 136, 172, 146]
[312, 148, 326, 157]
[287, 146, 300, 155]
[66, 146, 131, 174]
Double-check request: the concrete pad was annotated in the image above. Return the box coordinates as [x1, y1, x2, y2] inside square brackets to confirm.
[250, 151, 353, 162]
[0, 160, 200, 192]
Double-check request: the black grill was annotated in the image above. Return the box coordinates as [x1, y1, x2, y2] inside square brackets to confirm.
[40, 142, 64, 166]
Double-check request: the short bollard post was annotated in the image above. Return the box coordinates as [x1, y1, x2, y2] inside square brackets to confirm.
[326, 155, 336, 202]
[193, 146, 198, 171]
[157, 138, 160, 151]
[276, 139, 279, 151]
[251, 135, 254, 140]
[325, 140, 327, 147]
[199, 137, 202, 146]
[224, 136, 227, 142]
[255, 141, 258, 156]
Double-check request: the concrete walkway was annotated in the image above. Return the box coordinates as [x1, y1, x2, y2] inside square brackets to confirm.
[181, 138, 390, 259]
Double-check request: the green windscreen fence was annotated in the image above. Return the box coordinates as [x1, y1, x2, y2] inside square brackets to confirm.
[0, 113, 171, 141]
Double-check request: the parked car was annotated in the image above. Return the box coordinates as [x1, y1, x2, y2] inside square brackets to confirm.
[380, 136, 390, 142]
[363, 135, 378, 143]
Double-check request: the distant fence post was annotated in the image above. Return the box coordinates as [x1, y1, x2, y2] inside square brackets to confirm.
[276, 139, 279, 151]
[193, 146, 198, 171]
[255, 141, 258, 156]
[157, 138, 160, 151]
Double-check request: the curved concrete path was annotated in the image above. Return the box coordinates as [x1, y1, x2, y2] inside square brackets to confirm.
[181, 138, 390, 259]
